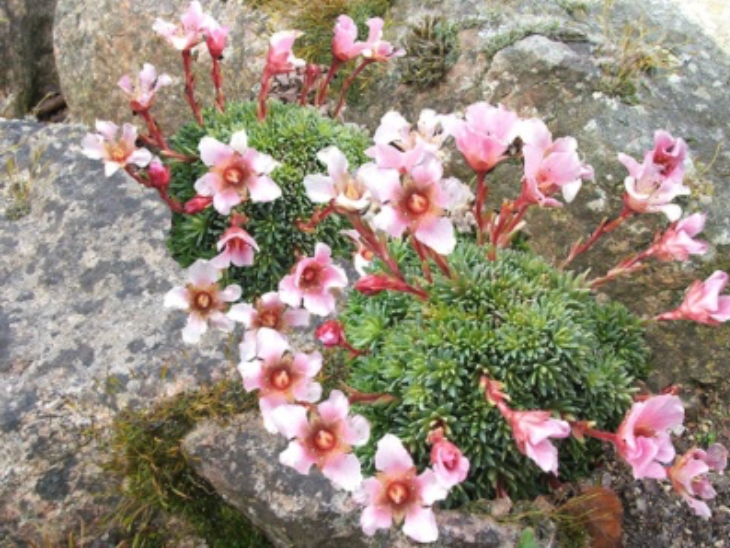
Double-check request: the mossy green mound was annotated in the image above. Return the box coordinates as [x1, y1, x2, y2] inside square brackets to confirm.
[167, 101, 370, 301]
[341, 242, 650, 505]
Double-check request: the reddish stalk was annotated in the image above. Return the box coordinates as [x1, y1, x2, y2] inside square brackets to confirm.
[474, 171, 488, 244]
[182, 50, 203, 126]
[316, 58, 343, 106]
[560, 205, 634, 270]
[428, 247, 453, 279]
[257, 69, 272, 121]
[124, 166, 185, 214]
[411, 237, 433, 283]
[589, 248, 654, 289]
[160, 149, 198, 163]
[139, 110, 168, 149]
[211, 57, 226, 113]
[333, 59, 374, 118]
[296, 203, 336, 233]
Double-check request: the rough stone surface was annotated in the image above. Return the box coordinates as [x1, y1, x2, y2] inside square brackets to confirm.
[0, 118, 235, 544]
[183, 413, 541, 548]
[54, 0, 269, 134]
[0, 0, 60, 117]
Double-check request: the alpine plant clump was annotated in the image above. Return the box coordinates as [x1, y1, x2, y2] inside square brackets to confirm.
[81, 2, 729, 544]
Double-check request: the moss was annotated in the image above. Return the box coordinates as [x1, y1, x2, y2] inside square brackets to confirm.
[341, 242, 649, 505]
[483, 22, 586, 65]
[167, 101, 371, 301]
[104, 379, 269, 547]
[401, 16, 461, 90]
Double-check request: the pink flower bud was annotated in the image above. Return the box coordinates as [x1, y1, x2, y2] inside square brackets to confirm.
[651, 213, 708, 262]
[430, 437, 470, 489]
[354, 274, 413, 296]
[184, 195, 213, 214]
[315, 320, 346, 347]
[148, 158, 171, 189]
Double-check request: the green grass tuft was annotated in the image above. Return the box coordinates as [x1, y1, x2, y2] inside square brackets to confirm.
[401, 16, 461, 90]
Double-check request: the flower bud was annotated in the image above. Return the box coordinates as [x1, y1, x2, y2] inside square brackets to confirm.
[184, 195, 213, 214]
[148, 158, 171, 189]
[315, 320, 346, 347]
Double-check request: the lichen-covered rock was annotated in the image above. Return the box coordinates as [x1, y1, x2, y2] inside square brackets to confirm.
[183, 412, 549, 548]
[0, 0, 60, 117]
[0, 119, 234, 543]
[53, 0, 269, 134]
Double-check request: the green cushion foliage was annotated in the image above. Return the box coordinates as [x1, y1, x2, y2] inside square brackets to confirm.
[167, 101, 370, 301]
[340, 242, 649, 505]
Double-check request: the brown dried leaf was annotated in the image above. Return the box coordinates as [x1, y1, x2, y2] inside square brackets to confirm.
[561, 486, 624, 548]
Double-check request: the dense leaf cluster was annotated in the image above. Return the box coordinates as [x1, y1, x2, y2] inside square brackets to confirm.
[166, 101, 370, 300]
[341, 242, 649, 504]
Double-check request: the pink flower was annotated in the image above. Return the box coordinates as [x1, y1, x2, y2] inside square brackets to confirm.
[429, 431, 470, 489]
[81, 121, 153, 177]
[340, 229, 373, 277]
[203, 19, 229, 59]
[445, 103, 520, 174]
[332, 15, 368, 62]
[518, 118, 594, 207]
[117, 64, 172, 112]
[356, 434, 448, 543]
[303, 147, 373, 212]
[501, 408, 571, 475]
[655, 271, 730, 325]
[209, 226, 259, 269]
[668, 444, 728, 518]
[651, 213, 708, 262]
[271, 390, 370, 491]
[650, 130, 688, 183]
[616, 394, 684, 479]
[371, 155, 457, 255]
[148, 157, 171, 189]
[228, 291, 310, 361]
[195, 130, 281, 215]
[163, 259, 241, 344]
[265, 30, 306, 75]
[279, 243, 348, 316]
[237, 329, 322, 433]
[361, 19, 405, 62]
[153, 1, 211, 51]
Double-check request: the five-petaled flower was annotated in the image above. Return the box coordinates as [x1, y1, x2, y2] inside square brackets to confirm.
[279, 243, 348, 316]
[271, 390, 371, 491]
[82, 121, 153, 177]
[117, 64, 172, 113]
[163, 259, 241, 344]
[616, 394, 684, 479]
[153, 1, 212, 51]
[303, 146, 375, 212]
[356, 434, 448, 543]
[668, 444, 728, 518]
[501, 408, 571, 475]
[655, 270, 730, 325]
[428, 429, 470, 489]
[210, 226, 259, 269]
[651, 213, 708, 262]
[195, 130, 281, 215]
[361, 19, 405, 62]
[238, 329, 322, 433]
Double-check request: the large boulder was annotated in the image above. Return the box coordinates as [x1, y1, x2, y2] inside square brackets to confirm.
[0, 0, 60, 117]
[53, 0, 269, 134]
[183, 413, 545, 548]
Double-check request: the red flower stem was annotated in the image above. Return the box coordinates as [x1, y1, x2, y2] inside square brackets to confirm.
[124, 166, 185, 214]
[296, 202, 336, 232]
[589, 248, 654, 289]
[316, 58, 343, 106]
[411, 237, 433, 283]
[182, 50, 203, 126]
[139, 110, 168, 149]
[160, 149, 198, 163]
[582, 427, 618, 445]
[333, 59, 373, 118]
[349, 214, 402, 280]
[342, 384, 396, 405]
[474, 171, 488, 244]
[257, 70, 272, 122]
[428, 247, 453, 279]
[560, 205, 634, 270]
[211, 57, 226, 113]
[342, 340, 367, 357]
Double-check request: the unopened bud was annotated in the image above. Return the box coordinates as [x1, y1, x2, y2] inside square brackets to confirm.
[184, 195, 213, 214]
[315, 320, 346, 347]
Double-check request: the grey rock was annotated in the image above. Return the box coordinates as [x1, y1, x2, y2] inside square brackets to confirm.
[0, 0, 60, 117]
[54, 0, 270, 134]
[183, 412, 539, 548]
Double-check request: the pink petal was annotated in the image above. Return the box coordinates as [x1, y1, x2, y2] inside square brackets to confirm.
[280, 440, 317, 474]
[302, 290, 336, 317]
[193, 172, 221, 196]
[323, 453, 363, 491]
[321, 265, 348, 289]
[228, 302, 255, 326]
[213, 189, 242, 215]
[81, 134, 104, 160]
[182, 314, 207, 344]
[187, 259, 220, 286]
[219, 284, 242, 302]
[283, 308, 310, 327]
[373, 206, 408, 238]
[314, 243, 333, 263]
[375, 434, 413, 474]
[229, 130, 249, 155]
[238, 330, 258, 362]
[416, 469, 449, 505]
[684, 496, 712, 519]
[237, 358, 264, 391]
[278, 274, 302, 308]
[358, 163, 401, 203]
[247, 175, 282, 203]
[304, 174, 335, 203]
[318, 389, 349, 423]
[403, 506, 439, 543]
[95, 120, 118, 141]
[104, 162, 121, 177]
[415, 217, 456, 255]
[164, 286, 190, 310]
[199, 136, 234, 167]
[117, 74, 133, 94]
[270, 404, 310, 439]
[317, 146, 349, 181]
[360, 504, 392, 536]
[250, 151, 279, 175]
[292, 380, 322, 403]
[373, 111, 410, 145]
[256, 328, 289, 362]
[525, 439, 560, 475]
[292, 351, 322, 378]
[230, 246, 255, 267]
[344, 415, 371, 447]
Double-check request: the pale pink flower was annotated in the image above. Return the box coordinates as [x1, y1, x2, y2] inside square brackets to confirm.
[265, 30, 306, 75]
[303, 147, 373, 212]
[153, 1, 211, 51]
[229, 291, 310, 361]
[518, 118, 594, 207]
[361, 19, 405, 62]
[81, 121, 153, 177]
[444, 102, 520, 175]
[655, 271, 730, 325]
[616, 394, 684, 479]
[271, 390, 370, 491]
[356, 434, 448, 543]
[237, 329, 322, 433]
[279, 243, 348, 316]
[668, 444, 728, 518]
[340, 229, 373, 277]
[650, 130, 688, 183]
[332, 15, 367, 62]
[195, 130, 281, 215]
[210, 226, 259, 269]
[429, 431, 470, 489]
[203, 19, 229, 59]
[371, 155, 457, 255]
[651, 213, 708, 262]
[163, 259, 241, 344]
[501, 408, 571, 475]
[117, 64, 172, 112]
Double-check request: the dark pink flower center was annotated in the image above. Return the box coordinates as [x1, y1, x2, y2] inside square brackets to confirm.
[259, 309, 280, 329]
[386, 481, 411, 506]
[313, 428, 337, 452]
[223, 166, 248, 187]
[299, 265, 322, 289]
[192, 290, 215, 313]
[406, 192, 430, 215]
[109, 145, 128, 163]
[270, 368, 292, 390]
